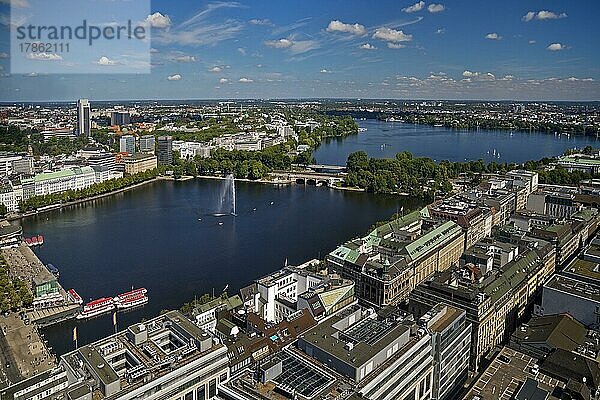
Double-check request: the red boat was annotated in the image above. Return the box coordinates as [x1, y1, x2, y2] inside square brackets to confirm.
[114, 288, 148, 309]
[77, 297, 115, 319]
[31, 236, 38, 246]
[67, 289, 83, 305]
[37, 235, 44, 245]
[25, 238, 32, 246]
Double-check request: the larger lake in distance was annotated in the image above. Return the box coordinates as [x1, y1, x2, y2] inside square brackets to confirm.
[19, 179, 418, 355]
[313, 120, 600, 165]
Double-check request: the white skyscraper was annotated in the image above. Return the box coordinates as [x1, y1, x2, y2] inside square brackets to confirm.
[77, 99, 91, 138]
[119, 135, 136, 154]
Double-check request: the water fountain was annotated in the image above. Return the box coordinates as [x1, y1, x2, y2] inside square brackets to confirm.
[214, 174, 236, 216]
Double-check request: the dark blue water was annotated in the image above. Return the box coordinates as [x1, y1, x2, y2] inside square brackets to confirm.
[314, 120, 599, 165]
[19, 179, 417, 355]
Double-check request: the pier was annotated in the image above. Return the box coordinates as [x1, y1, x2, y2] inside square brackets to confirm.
[0, 221, 79, 384]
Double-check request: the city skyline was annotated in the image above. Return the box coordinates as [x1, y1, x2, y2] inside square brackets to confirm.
[0, 0, 598, 102]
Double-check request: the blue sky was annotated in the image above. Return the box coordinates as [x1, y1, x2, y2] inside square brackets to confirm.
[0, 0, 598, 101]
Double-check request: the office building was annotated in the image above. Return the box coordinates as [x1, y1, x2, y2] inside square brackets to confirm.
[462, 347, 572, 400]
[12, 156, 34, 175]
[410, 241, 555, 371]
[59, 310, 229, 399]
[77, 99, 91, 138]
[21, 167, 96, 198]
[122, 154, 157, 175]
[157, 136, 173, 165]
[138, 135, 155, 154]
[119, 135, 135, 155]
[427, 194, 494, 250]
[110, 111, 131, 126]
[419, 304, 471, 400]
[0, 153, 23, 177]
[298, 306, 434, 400]
[542, 258, 600, 326]
[327, 211, 464, 307]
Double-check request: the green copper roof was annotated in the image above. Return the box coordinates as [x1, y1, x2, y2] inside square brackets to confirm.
[404, 221, 461, 261]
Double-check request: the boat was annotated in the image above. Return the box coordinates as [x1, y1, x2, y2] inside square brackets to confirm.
[31, 236, 38, 246]
[114, 288, 148, 310]
[77, 297, 115, 319]
[434, 124, 443, 127]
[46, 263, 59, 278]
[67, 288, 83, 304]
[37, 235, 44, 245]
[25, 237, 32, 246]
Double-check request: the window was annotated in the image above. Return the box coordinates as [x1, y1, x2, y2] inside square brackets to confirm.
[196, 385, 206, 400]
[208, 379, 216, 398]
[219, 372, 228, 383]
[184, 391, 193, 400]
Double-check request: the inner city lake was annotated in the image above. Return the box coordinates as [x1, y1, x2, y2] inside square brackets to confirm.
[18, 121, 600, 356]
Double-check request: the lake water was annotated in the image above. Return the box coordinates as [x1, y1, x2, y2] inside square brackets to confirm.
[313, 120, 599, 165]
[19, 179, 417, 355]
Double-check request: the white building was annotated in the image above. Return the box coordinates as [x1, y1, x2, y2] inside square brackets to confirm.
[419, 304, 471, 400]
[0, 181, 23, 212]
[0, 153, 23, 177]
[139, 135, 155, 154]
[119, 135, 136, 154]
[22, 166, 96, 197]
[177, 141, 212, 160]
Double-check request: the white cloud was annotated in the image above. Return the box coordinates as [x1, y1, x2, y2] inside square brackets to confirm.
[387, 43, 406, 49]
[427, 4, 445, 13]
[150, 48, 159, 54]
[265, 38, 294, 49]
[26, 52, 62, 61]
[154, 3, 243, 47]
[547, 43, 565, 51]
[239, 77, 253, 83]
[167, 74, 182, 81]
[522, 10, 567, 22]
[238, 47, 247, 55]
[485, 33, 502, 40]
[436, 28, 445, 34]
[95, 56, 117, 65]
[219, 78, 229, 84]
[320, 69, 331, 73]
[172, 55, 196, 63]
[210, 66, 222, 73]
[373, 27, 412, 42]
[249, 18, 273, 26]
[462, 70, 495, 81]
[359, 43, 377, 50]
[522, 12, 536, 22]
[402, 1, 425, 13]
[146, 12, 171, 29]
[528, 40, 536, 44]
[264, 37, 319, 54]
[326, 20, 366, 35]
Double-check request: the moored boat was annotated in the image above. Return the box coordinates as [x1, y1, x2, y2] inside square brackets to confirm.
[67, 288, 83, 304]
[114, 287, 148, 310]
[77, 297, 115, 319]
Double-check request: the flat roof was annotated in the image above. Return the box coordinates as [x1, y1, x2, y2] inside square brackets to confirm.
[464, 347, 564, 400]
[300, 312, 410, 368]
[545, 274, 600, 302]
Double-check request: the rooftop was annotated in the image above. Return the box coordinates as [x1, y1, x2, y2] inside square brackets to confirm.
[60, 310, 220, 399]
[464, 347, 564, 400]
[545, 274, 600, 302]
